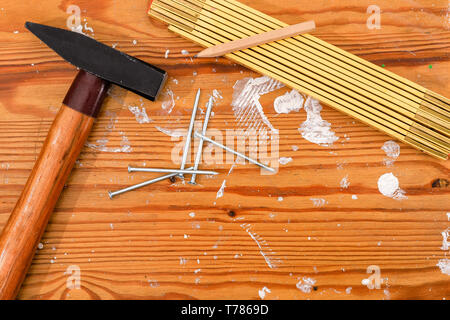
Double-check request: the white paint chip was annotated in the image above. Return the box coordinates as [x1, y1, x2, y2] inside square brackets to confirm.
[216, 180, 226, 199]
[381, 141, 400, 166]
[299, 97, 339, 146]
[436, 259, 450, 275]
[258, 287, 271, 299]
[441, 229, 449, 251]
[128, 105, 151, 124]
[340, 175, 350, 189]
[279, 157, 293, 165]
[274, 89, 303, 114]
[377, 173, 407, 200]
[296, 277, 316, 293]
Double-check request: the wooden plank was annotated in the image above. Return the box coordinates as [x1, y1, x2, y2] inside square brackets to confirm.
[0, 0, 448, 300]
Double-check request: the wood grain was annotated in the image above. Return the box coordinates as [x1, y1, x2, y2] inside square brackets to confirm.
[0, 0, 449, 300]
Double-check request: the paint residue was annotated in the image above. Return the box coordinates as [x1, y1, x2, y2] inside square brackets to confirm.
[128, 105, 151, 124]
[85, 111, 131, 153]
[258, 287, 271, 300]
[216, 180, 226, 199]
[274, 89, 304, 114]
[377, 173, 407, 200]
[381, 141, 400, 166]
[155, 126, 186, 138]
[240, 223, 281, 269]
[232, 76, 284, 133]
[86, 133, 131, 153]
[212, 89, 223, 105]
[161, 89, 176, 114]
[340, 175, 350, 189]
[299, 97, 339, 146]
[279, 157, 293, 165]
[441, 229, 450, 251]
[296, 277, 316, 293]
[436, 259, 450, 275]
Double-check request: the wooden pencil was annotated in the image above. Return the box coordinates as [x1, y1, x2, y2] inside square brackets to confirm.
[195, 20, 315, 57]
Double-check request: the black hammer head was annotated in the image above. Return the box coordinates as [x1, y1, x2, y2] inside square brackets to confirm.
[25, 22, 167, 101]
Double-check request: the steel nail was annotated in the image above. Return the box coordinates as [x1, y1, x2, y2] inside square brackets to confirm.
[109, 167, 194, 199]
[128, 166, 218, 176]
[189, 96, 214, 185]
[179, 88, 201, 178]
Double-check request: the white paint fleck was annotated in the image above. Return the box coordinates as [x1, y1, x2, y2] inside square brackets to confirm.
[279, 157, 293, 165]
[346, 287, 352, 294]
[161, 89, 176, 113]
[299, 97, 339, 146]
[232, 76, 283, 133]
[128, 105, 151, 124]
[211, 89, 223, 105]
[132, 39, 137, 45]
[37, 243, 44, 250]
[179, 257, 187, 265]
[240, 224, 281, 269]
[437, 259, 450, 275]
[352, 195, 358, 200]
[86, 133, 132, 153]
[216, 180, 226, 199]
[340, 175, 350, 189]
[296, 277, 316, 293]
[377, 173, 407, 200]
[441, 229, 449, 251]
[381, 141, 400, 166]
[291, 145, 299, 151]
[189, 212, 196, 218]
[13, 30, 19, 34]
[278, 196, 284, 202]
[273, 89, 304, 114]
[181, 49, 189, 55]
[155, 126, 186, 138]
[258, 287, 271, 299]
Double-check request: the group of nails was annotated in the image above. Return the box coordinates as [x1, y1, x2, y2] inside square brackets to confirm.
[108, 88, 276, 199]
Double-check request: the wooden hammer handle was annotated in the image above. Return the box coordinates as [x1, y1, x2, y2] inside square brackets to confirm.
[0, 70, 109, 299]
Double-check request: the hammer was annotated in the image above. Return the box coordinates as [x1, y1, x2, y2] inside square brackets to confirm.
[0, 22, 167, 299]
